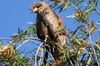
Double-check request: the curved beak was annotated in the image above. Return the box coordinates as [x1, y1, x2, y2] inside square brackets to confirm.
[30, 6, 38, 13]
[32, 7, 38, 12]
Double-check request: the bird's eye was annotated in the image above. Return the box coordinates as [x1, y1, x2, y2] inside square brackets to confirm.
[36, 4, 42, 8]
[36, 6, 40, 8]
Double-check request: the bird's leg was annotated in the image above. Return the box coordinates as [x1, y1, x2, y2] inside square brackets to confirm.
[42, 35, 49, 66]
[43, 47, 49, 66]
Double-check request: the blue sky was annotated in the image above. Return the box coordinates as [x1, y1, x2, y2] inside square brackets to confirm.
[0, 0, 35, 37]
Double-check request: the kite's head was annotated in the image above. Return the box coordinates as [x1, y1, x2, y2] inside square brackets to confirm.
[30, 2, 49, 13]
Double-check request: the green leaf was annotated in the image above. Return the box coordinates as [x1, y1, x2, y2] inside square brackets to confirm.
[27, 22, 34, 24]
[67, 14, 76, 18]
[62, 4, 68, 11]
[94, 0, 98, 8]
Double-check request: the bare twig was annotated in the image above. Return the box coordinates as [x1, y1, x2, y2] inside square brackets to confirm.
[0, 37, 40, 41]
[29, 40, 40, 46]
[83, 52, 100, 56]
[15, 39, 41, 50]
[39, 48, 44, 66]
[25, 37, 40, 41]
[94, 8, 100, 15]
[15, 40, 29, 50]
[86, 54, 92, 66]
[0, 38, 12, 40]
[35, 42, 43, 66]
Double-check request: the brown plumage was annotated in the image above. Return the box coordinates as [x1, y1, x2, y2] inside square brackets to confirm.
[36, 14, 48, 41]
[30, 2, 49, 41]
[30, 2, 63, 41]
[30, 2, 66, 65]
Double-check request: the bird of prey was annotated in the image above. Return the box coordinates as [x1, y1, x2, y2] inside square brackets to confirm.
[30, 2, 51, 41]
[30, 2, 64, 41]
[30, 2, 66, 65]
